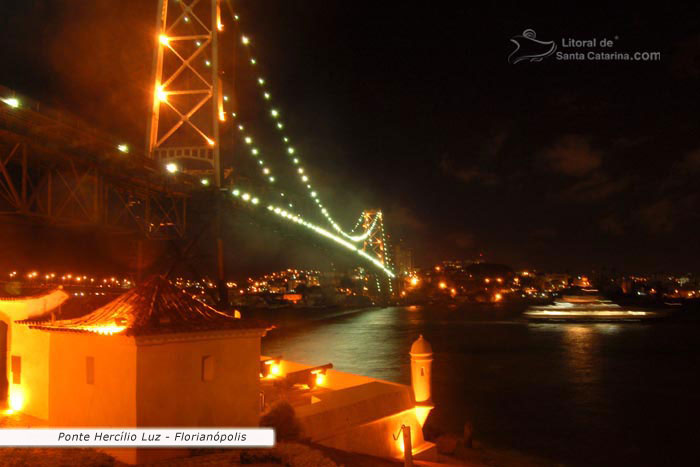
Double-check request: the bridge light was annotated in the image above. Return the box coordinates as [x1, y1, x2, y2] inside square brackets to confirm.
[232, 189, 240, 196]
[264, 92, 270, 100]
[287, 147, 295, 154]
[311, 191, 317, 198]
[297, 168, 304, 174]
[251, 197, 259, 205]
[201, 178, 210, 186]
[258, 77, 265, 85]
[241, 35, 250, 45]
[277, 122, 284, 129]
[242, 193, 251, 201]
[283, 137, 289, 143]
[1, 97, 19, 108]
[234, 14, 240, 21]
[206, 137, 215, 146]
[244, 136, 252, 145]
[165, 163, 178, 174]
[205, 60, 211, 67]
[195, 41, 202, 47]
[159, 35, 169, 45]
[251, 148, 258, 155]
[223, 95, 229, 102]
[263, 168, 270, 175]
[184, 16, 190, 23]
[156, 86, 167, 102]
[302, 175, 308, 182]
[269, 177, 275, 183]
[251, 58, 257, 65]
[270, 109, 279, 118]
[117, 144, 129, 153]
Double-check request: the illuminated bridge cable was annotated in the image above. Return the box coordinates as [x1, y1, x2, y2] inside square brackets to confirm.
[230, 189, 394, 278]
[223, 1, 379, 244]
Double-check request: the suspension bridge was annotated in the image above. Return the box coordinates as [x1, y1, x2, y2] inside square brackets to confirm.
[0, 0, 396, 306]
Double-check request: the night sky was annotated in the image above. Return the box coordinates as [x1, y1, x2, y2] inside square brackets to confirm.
[2, 1, 700, 275]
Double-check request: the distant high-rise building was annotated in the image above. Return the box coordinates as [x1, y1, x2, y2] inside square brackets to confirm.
[394, 241, 413, 276]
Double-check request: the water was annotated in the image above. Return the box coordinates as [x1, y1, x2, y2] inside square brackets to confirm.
[261, 304, 700, 466]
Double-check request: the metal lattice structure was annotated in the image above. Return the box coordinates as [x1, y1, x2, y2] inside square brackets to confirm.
[147, 0, 224, 185]
[0, 85, 189, 239]
[360, 210, 395, 295]
[361, 210, 387, 265]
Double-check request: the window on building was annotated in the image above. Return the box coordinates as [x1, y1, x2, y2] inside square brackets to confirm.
[202, 355, 215, 382]
[11, 356, 21, 384]
[86, 357, 95, 385]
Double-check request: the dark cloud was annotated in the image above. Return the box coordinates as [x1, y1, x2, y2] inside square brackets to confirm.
[562, 172, 631, 203]
[680, 149, 700, 172]
[599, 215, 625, 236]
[449, 232, 476, 250]
[542, 135, 602, 177]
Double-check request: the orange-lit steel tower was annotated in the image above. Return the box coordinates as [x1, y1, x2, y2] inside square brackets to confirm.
[361, 210, 395, 296]
[146, 0, 225, 186]
[361, 210, 387, 266]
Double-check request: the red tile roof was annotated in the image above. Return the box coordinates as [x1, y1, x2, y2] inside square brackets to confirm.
[28, 276, 268, 336]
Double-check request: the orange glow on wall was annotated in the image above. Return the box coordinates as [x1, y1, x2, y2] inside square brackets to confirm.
[81, 324, 126, 336]
[414, 405, 433, 427]
[313, 371, 326, 386]
[283, 294, 303, 303]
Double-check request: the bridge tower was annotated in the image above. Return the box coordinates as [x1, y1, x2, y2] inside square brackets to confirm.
[146, 0, 226, 187]
[361, 210, 395, 297]
[146, 0, 231, 307]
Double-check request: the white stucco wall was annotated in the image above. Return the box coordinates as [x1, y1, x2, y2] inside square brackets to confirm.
[135, 330, 262, 428]
[48, 332, 137, 427]
[0, 289, 69, 419]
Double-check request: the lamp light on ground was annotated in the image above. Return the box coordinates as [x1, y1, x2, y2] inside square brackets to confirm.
[311, 369, 327, 387]
[8, 387, 24, 413]
[1, 97, 20, 108]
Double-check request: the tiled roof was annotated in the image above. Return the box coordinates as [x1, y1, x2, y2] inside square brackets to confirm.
[17, 294, 117, 325]
[28, 276, 268, 336]
[0, 286, 58, 300]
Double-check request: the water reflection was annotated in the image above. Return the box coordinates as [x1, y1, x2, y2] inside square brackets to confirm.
[262, 305, 700, 466]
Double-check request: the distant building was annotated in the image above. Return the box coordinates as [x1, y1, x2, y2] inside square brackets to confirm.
[393, 241, 413, 276]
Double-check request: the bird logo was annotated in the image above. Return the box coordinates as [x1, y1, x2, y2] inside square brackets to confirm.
[508, 29, 557, 64]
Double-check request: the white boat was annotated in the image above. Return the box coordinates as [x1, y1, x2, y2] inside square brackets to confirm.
[524, 294, 671, 322]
